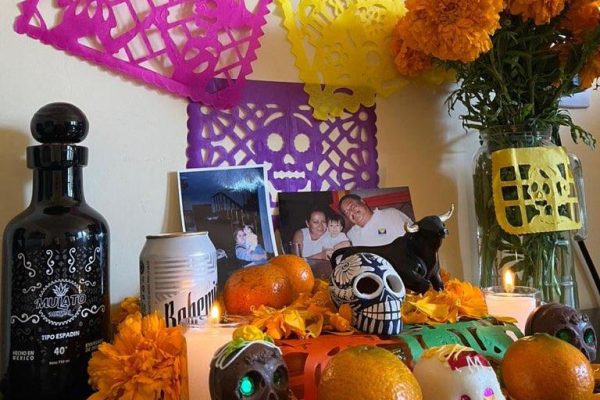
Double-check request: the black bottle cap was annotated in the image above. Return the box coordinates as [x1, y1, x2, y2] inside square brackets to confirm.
[27, 103, 89, 169]
[31, 102, 89, 143]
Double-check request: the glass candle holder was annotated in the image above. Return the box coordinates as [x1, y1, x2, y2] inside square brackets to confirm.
[483, 286, 541, 333]
[182, 315, 248, 400]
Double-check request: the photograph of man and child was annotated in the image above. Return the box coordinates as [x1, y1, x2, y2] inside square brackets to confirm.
[278, 187, 415, 260]
[178, 165, 414, 285]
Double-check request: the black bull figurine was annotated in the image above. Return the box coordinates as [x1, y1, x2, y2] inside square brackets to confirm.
[331, 205, 454, 294]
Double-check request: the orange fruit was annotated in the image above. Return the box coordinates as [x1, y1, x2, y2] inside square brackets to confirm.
[223, 263, 293, 315]
[318, 345, 422, 400]
[501, 333, 594, 400]
[269, 255, 315, 295]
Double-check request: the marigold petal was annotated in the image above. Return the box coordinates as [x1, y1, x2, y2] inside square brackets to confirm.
[492, 315, 519, 324]
[338, 303, 353, 322]
[305, 314, 324, 338]
[580, 51, 600, 88]
[398, 0, 503, 62]
[232, 325, 268, 341]
[508, 0, 566, 24]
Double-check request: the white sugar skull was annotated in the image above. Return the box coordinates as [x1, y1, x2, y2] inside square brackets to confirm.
[329, 253, 405, 335]
[413, 345, 505, 400]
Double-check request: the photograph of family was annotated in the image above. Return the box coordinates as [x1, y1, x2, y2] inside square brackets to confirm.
[278, 187, 415, 275]
[177, 165, 277, 288]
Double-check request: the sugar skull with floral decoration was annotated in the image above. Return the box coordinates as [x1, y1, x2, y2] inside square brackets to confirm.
[413, 344, 505, 400]
[209, 326, 291, 400]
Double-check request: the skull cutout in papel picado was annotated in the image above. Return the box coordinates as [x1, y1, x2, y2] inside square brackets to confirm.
[329, 253, 406, 335]
[491, 146, 581, 234]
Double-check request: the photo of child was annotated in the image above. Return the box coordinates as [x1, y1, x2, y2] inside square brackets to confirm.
[234, 225, 267, 267]
[322, 213, 351, 259]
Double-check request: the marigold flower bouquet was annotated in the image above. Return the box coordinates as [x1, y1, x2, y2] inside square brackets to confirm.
[392, 0, 600, 303]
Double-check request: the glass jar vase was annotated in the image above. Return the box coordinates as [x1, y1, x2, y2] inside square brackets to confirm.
[473, 127, 581, 307]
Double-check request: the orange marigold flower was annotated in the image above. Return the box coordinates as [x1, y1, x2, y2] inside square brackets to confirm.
[391, 26, 432, 77]
[88, 312, 187, 400]
[112, 296, 140, 325]
[508, 0, 566, 25]
[579, 50, 600, 88]
[560, 0, 600, 41]
[443, 279, 488, 319]
[401, 278, 488, 325]
[397, 0, 503, 63]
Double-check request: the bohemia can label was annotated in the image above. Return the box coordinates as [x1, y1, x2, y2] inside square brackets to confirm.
[140, 232, 217, 327]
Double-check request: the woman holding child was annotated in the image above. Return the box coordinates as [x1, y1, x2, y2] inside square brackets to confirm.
[233, 226, 268, 267]
[291, 208, 350, 259]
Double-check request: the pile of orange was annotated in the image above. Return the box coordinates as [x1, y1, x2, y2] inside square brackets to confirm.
[223, 255, 314, 315]
[501, 333, 594, 400]
[318, 345, 422, 400]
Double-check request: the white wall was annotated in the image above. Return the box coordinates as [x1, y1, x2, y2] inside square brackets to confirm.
[1, 3, 599, 308]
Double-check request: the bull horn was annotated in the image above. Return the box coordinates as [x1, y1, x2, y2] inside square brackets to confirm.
[439, 204, 455, 222]
[405, 221, 419, 233]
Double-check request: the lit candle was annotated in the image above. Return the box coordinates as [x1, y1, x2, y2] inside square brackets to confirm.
[183, 304, 245, 400]
[504, 269, 515, 293]
[484, 270, 540, 333]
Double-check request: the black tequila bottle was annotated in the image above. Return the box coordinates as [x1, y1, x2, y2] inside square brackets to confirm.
[0, 103, 110, 399]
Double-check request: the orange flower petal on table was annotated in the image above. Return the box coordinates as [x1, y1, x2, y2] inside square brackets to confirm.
[406, 295, 452, 321]
[312, 278, 330, 294]
[397, 0, 503, 62]
[283, 310, 306, 335]
[493, 315, 519, 324]
[290, 292, 311, 308]
[508, 0, 566, 24]
[305, 314, 324, 338]
[402, 279, 489, 325]
[251, 306, 307, 339]
[401, 306, 433, 324]
[338, 303, 353, 323]
[265, 316, 286, 339]
[326, 312, 352, 332]
[290, 279, 333, 309]
[445, 308, 460, 324]
[248, 279, 353, 338]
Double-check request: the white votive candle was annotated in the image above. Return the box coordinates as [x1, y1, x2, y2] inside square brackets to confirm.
[484, 286, 539, 333]
[182, 315, 244, 400]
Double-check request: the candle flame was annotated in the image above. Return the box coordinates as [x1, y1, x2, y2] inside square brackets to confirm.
[209, 303, 221, 325]
[504, 269, 515, 293]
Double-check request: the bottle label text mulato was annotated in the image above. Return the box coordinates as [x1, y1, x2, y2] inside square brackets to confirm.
[10, 244, 107, 365]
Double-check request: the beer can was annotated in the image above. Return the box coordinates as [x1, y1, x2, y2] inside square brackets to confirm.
[140, 232, 217, 327]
